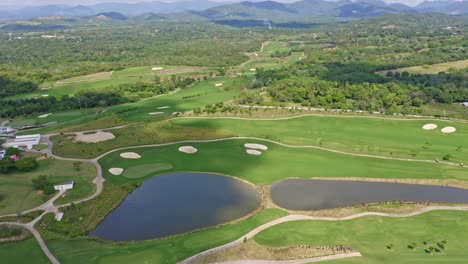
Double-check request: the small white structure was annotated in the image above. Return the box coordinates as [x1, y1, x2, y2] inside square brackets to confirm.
[54, 181, 74, 191]
[0, 126, 15, 134]
[3, 134, 41, 150]
[0, 150, 5, 159]
[55, 212, 64, 221]
[461, 102, 468, 107]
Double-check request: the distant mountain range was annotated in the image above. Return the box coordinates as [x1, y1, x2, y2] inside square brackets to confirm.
[0, 0, 466, 22]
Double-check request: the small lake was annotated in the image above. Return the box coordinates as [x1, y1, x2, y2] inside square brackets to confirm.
[271, 179, 468, 211]
[90, 173, 260, 241]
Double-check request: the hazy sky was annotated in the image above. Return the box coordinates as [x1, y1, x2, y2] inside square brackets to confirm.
[0, 0, 447, 7]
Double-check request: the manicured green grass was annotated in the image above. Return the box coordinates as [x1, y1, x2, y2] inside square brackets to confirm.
[99, 139, 467, 186]
[50, 120, 235, 159]
[173, 115, 468, 163]
[383, 59, 468, 75]
[8, 65, 211, 101]
[26, 76, 251, 135]
[0, 239, 50, 264]
[9, 109, 98, 129]
[0, 159, 96, 214]
[122, 163, 173, 179]
[46, 209, 287, 264]
[255, 210, 468, 263]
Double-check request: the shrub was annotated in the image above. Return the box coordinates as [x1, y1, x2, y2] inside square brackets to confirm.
[442, 153, 453, 161]
[15, 157, 38, 171]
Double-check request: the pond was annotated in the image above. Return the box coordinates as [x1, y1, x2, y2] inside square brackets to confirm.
[89, 173, 260, 241]
[271, 179, 468, 211]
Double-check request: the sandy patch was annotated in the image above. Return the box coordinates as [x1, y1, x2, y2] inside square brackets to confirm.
[75, 131, 115, 143]
[157, 106, 170, 109]
[250, 68, 256, 71]
[38, 113, 52, 118]
[441, 126, 456, 134]
[41, 94, 49, 97]
[152, 67, 163, 71]
[179, 146, 198, 154]
[215, 83, 224, 87]
[244, 143, 268, 151]
[246, 149, 262, 156]
[109, 168, 124, 175]
[149, 112, 164, 115]
[36, 156, 47, 161]
[120, 152, 141, 159]
[422, 124, 438, 130]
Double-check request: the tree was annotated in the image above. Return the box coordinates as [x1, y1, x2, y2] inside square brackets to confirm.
[5, 147, 21, 156]
[15, 157, 38, 172]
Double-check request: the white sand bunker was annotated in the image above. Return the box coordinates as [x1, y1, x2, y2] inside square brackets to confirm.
[120, 152, 141, 159]
[179, 146, 198, 154]
[244, 143, 268, 151]
[215, 83, 224, 87]
[157, 106, 170, 109]
[250, 68, 256, 71]
[246, 149, 262, 156]
[38, 113, 52, 118]
[441, 126, 457, 134]
[152, 67, 163, 71]
[75, 131, 115, 143]
[109, 168, 124, 175]
[149, 112, 164, 115]
[41, 94, 49, 97]
[423, 124, 438, 130]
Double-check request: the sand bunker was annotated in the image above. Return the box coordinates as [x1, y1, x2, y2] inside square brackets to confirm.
[244, 143, 268, 151]
[157, 106, 170, 109]
[120, 152, 141, 159]
[41, 94, 49, 97]
[179, 146, 198, 154]
[215, 83, 224, 87]
[246, 149, 262, 156]
[441, 126, 456, 134]
[38, 113, 52, 118]
[109, 168, 124, 176]
[250, 68, 256, 71]
[75, 131, 115, 143]
[423, 124, 438, 130]
[149, 112, 164, 115]
[152, 67, 163, 71]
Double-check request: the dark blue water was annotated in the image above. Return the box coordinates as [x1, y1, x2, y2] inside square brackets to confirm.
[271, 179, 468, 211]
[89, 173, 260, 241]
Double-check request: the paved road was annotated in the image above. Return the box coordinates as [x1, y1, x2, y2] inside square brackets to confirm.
[180, 206, 468, 264]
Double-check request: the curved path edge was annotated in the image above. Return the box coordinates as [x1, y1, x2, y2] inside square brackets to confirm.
[179, 206, 468, 264]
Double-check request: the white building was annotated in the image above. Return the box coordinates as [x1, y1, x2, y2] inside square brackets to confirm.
[54, 181, 74, 191]
[461, 102, 468, 107]
[0, 150, 5, 159]
[3, 134, 41, 150]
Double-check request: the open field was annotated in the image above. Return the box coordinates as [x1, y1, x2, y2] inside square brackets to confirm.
[52, 114, 468, 161]
[172, 116, 468, 163]
[255, 210, 468, 263]
[0, 238, 50, 264]
[0, 159, 95, 214]
[28, 76, 251, 135]
[98, 139, 468, 186]
[44, 209, 287, 264]
[8, 109, 100, 129]
[7, 65, 211, 101]
[380, 59, 468, 75]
